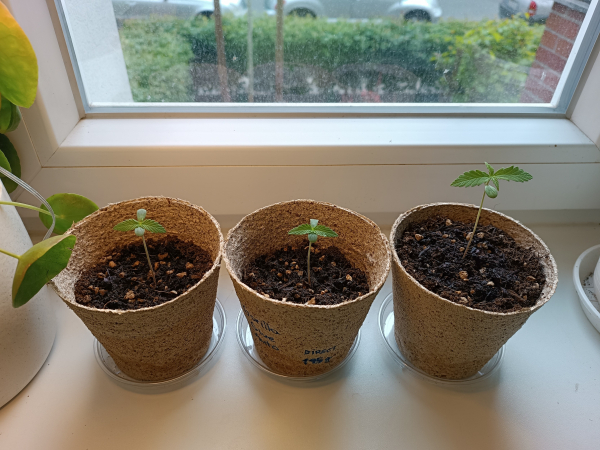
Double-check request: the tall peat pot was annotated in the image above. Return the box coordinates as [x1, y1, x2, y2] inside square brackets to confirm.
[52, 197, 223, 381]
[225, 200, 391, 377]
[390, 203, 558, 379]
[0, 183, 56, 407]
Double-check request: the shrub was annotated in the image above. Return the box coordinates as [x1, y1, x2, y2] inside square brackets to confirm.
[118, 15, 543, 103]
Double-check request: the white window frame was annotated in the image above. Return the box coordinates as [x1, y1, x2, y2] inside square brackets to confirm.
[5, 0, 600, 227]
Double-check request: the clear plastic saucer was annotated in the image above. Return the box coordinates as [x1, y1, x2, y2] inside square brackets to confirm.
[378, 293, 504, 385]
[236, 309, 360, 382]
[94, 298, 226, 393]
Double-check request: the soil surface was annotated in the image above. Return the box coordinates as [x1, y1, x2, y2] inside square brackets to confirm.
[241, 244, 369, 306]
[395, 217, 546, 313]
[74, 236, 213, 310]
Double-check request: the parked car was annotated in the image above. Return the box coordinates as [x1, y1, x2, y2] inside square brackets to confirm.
[499, 0, 554, 23]
[268, 0, 442, 22]
[112, 0, 266, 21]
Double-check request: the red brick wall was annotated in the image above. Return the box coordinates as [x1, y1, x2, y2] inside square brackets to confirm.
[521, 1, 589, 103]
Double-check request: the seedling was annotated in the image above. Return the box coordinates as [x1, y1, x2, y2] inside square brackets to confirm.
[114, 209, 166, 287]
[451, 162, 532, 259]
[288, 219, 338, 285]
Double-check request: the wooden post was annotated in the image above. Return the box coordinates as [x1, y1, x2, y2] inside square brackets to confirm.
[275, 0, 284, 102]
[213, 0, 231, 102]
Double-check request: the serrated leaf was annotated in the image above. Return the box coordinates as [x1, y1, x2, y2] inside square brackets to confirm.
[485, 184, 498, 198]
[493, 166, 533, 183]
[491, 177, 500, 190]
[450, 170, 491, 187]
[310, 219, 318, 229]
[0, 134, 20, 193]
[12, 235, 76, 308]
[114, 219, 140, 232]
[484, 162, 495, 176]
[288, 224, 313, 235]
[39, 193, 99, 235]
[139, 219, 166, 234]
[312, 224, 338, 238]
[0, 4, 38, 108]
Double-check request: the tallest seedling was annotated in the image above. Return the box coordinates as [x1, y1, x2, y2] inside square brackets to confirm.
[451, 162, 532, 259]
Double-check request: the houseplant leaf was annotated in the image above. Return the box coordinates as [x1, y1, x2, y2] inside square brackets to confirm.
[12, 234, 76, 307]
[39, 193, 99, 235]
[0, 97, 20, 133]
[0, 134, 21, 193]
[0, 3, 38, 108]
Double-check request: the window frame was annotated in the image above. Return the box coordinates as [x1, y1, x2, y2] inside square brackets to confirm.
[4, 0, 600, 221]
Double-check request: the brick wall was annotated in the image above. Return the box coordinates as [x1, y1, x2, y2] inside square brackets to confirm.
[521, 0, 590, 103]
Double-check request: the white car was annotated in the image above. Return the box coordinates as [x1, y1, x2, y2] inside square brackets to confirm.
[499, 0, 554, 23]
[269, 0, 442, 22]
[112, 0, 257, 21]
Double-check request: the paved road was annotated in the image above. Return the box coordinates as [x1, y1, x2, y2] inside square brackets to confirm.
[438, 0, 500, 21]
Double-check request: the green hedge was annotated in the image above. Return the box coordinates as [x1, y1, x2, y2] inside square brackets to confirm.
[118, 15, 543, 103]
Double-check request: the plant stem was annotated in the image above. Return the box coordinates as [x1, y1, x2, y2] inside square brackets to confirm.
[0, 201, 52, 216]
[0, 247, 20, 259]
[307, 241, 312, 285]
[463, 182, 488, 259]
[142, 234, 157, 287]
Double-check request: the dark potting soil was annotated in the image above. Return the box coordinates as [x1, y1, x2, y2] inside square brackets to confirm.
[74, 236, 213, 310]
[395, 217, 546, 313]
[241, 244, 370, 306]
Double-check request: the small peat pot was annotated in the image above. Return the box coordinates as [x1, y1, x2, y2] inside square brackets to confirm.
[390, 203, 558, 380]
[225, 200, 391, 377]
[52, 197, 223, 381]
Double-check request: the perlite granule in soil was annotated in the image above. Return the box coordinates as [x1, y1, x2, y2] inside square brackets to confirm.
[395, 216, 546, 313]
[74, 236, 213, 310]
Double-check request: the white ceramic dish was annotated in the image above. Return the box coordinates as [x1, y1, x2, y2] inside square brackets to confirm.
[573, 245, 600, 334]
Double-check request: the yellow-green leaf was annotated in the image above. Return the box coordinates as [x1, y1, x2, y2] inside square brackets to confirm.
[12, 235, 76, 308]
[0, 3, 38, 108]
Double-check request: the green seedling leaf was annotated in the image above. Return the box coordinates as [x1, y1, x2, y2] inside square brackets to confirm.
[0, 4, 38, 108]
[450, 169, 490, 187]
[288, 223, 314, 235]
[12, 235, 76, 308]
[39, 193, 99, 235]
[113, 219, 140, 232]
[0, 134, 20, 193]
[313, 224, 339, 237]
[484, 162, 495, 176]
[493, 166, 533, 182]
[138, 219, 166, 234]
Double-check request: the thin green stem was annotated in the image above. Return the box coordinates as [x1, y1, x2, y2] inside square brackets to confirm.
[0, 201, 52, 216]
[142, 234, 157, 287]
[0, 247, 20, 259]
[463, 181, 488, 259]
[307, 241, 312, 286]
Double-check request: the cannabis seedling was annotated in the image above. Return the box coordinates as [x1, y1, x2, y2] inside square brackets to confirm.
[288, 219, 338, 285]
[114, 209, 166, 287]
[451, 162, 532, 259]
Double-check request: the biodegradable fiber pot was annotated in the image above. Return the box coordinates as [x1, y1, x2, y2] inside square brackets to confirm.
[225, 200, 391, 377]
[391, 203, 558, 379]
[52, 197, 223, 381]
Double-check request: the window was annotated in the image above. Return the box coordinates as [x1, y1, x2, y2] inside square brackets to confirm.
[56, 0, 599, 113]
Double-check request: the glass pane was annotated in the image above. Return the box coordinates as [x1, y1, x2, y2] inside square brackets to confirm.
[59, 0, 594, 105]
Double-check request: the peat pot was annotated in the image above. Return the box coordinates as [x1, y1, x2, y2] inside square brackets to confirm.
[225, 200, 391, 377]
[0, 183, 56, 407]
[390, 203, 558, 379]
[52, 197, 223, 381]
